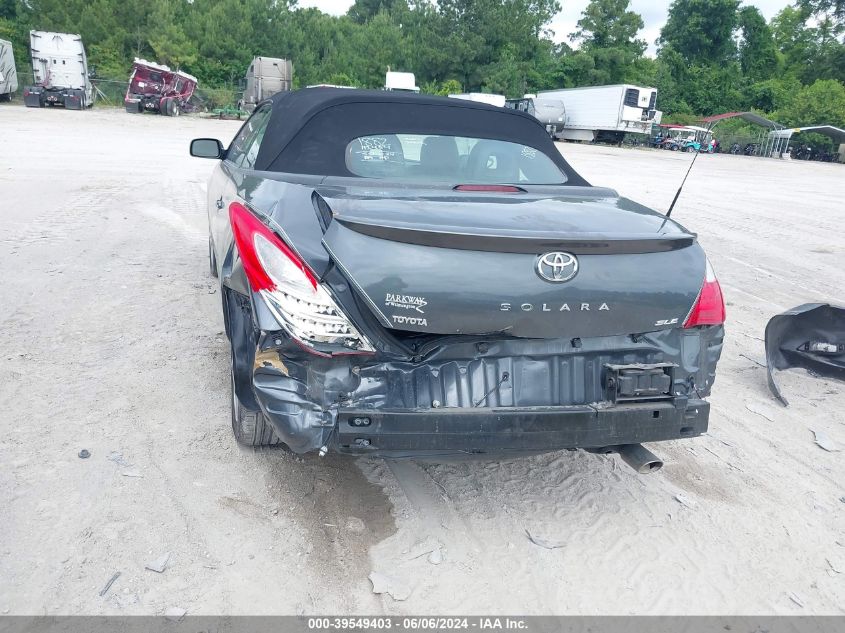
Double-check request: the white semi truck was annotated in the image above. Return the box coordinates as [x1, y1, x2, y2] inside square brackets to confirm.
[0, 38, 18, 101]
[538, 84, 659, 143]
[505, 95, 566, 137]
[240, 56, 293, 112]
[23, 30, 93, 109]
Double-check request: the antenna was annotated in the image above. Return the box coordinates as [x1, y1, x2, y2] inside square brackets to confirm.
[666, 121, 714, 218]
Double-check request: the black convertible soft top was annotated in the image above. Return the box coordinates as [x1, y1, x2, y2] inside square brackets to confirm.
[253, 88, 589, 186]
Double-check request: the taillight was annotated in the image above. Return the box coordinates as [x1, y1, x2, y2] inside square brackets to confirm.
[229, 202, 374, 353]
[684, 260, 726, 328]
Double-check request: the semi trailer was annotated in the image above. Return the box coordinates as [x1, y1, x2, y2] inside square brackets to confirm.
[448, 92, 506, 107]
[239, 57, 292, 113]
[124, 58, 197, 116]
[23, 31, 93, 109]
[538, 84, 659, 143]
[0, 38, 18, 101]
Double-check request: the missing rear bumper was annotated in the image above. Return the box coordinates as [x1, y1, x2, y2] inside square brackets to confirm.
[333, 400, 708, 454]
[247, 325, 721, 455]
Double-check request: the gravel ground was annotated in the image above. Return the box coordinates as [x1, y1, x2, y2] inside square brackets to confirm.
[1, 106, 843, 616]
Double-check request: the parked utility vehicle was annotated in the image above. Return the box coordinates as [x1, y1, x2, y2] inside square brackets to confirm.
[0, 38, 18, 101]
[657, 126, 713, 153]
[538, 84, 659, 143]
[239, 56, 292, 113]
[23, 31, 93, 109]
[124, 58, 197, 116]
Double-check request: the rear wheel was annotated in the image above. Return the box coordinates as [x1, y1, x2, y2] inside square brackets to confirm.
[171, 101, 181, 117]
[231, 366, 281, 447]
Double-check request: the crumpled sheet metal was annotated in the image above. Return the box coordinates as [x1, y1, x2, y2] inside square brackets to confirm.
[764, 303, 845, 406]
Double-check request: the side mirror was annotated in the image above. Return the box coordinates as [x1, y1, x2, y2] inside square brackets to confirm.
[190, 138, 225, 159]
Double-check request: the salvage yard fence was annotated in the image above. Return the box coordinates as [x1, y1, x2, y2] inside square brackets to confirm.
[93, 78, 129, 106]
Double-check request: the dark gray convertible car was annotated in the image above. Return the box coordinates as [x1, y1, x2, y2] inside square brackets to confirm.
[190, 88, 725, 471]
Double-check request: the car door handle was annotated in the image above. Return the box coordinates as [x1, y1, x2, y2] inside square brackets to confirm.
[216, 197, 224, 210]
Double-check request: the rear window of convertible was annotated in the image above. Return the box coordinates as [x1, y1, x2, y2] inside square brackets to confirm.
[345, 134, 567, 184]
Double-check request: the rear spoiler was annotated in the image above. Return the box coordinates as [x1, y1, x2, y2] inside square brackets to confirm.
[333, 215, 695, 255]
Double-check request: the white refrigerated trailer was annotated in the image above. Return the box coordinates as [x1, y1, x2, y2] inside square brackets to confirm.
[538, 84, 658, 143]
[24, 30, 93, 109]
[0, 38, 18, 101]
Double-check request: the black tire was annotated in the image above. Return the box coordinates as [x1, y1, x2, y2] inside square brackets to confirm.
[231, 367, 281, 447]
[172, 101, 181, 117]
[161, 98, 171, 116]
[209, 236, 218, 278]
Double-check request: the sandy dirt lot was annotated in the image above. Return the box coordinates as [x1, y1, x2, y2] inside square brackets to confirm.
[1, 106, 843, 616]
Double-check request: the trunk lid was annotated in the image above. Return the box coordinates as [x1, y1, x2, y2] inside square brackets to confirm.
[318, 185, 705, 339]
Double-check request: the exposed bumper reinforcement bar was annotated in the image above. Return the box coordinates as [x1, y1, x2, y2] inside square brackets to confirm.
[333, 400, 709, 454]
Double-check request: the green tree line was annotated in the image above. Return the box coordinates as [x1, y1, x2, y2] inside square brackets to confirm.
[1, 0, 844, 127]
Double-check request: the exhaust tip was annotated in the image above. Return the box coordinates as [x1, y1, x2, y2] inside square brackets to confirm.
[636, 458, 664, 474]
[617, 444, 664, 474]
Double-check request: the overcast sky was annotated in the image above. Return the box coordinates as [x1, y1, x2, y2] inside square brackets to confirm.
[297, 0, 790, 54]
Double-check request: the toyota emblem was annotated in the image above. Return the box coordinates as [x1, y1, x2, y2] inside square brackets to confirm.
[536, 252, 578, 283]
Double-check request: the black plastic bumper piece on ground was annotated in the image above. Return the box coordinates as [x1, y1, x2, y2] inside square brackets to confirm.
[334, 400, 709, 454]
[765, 303, 845, 406]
